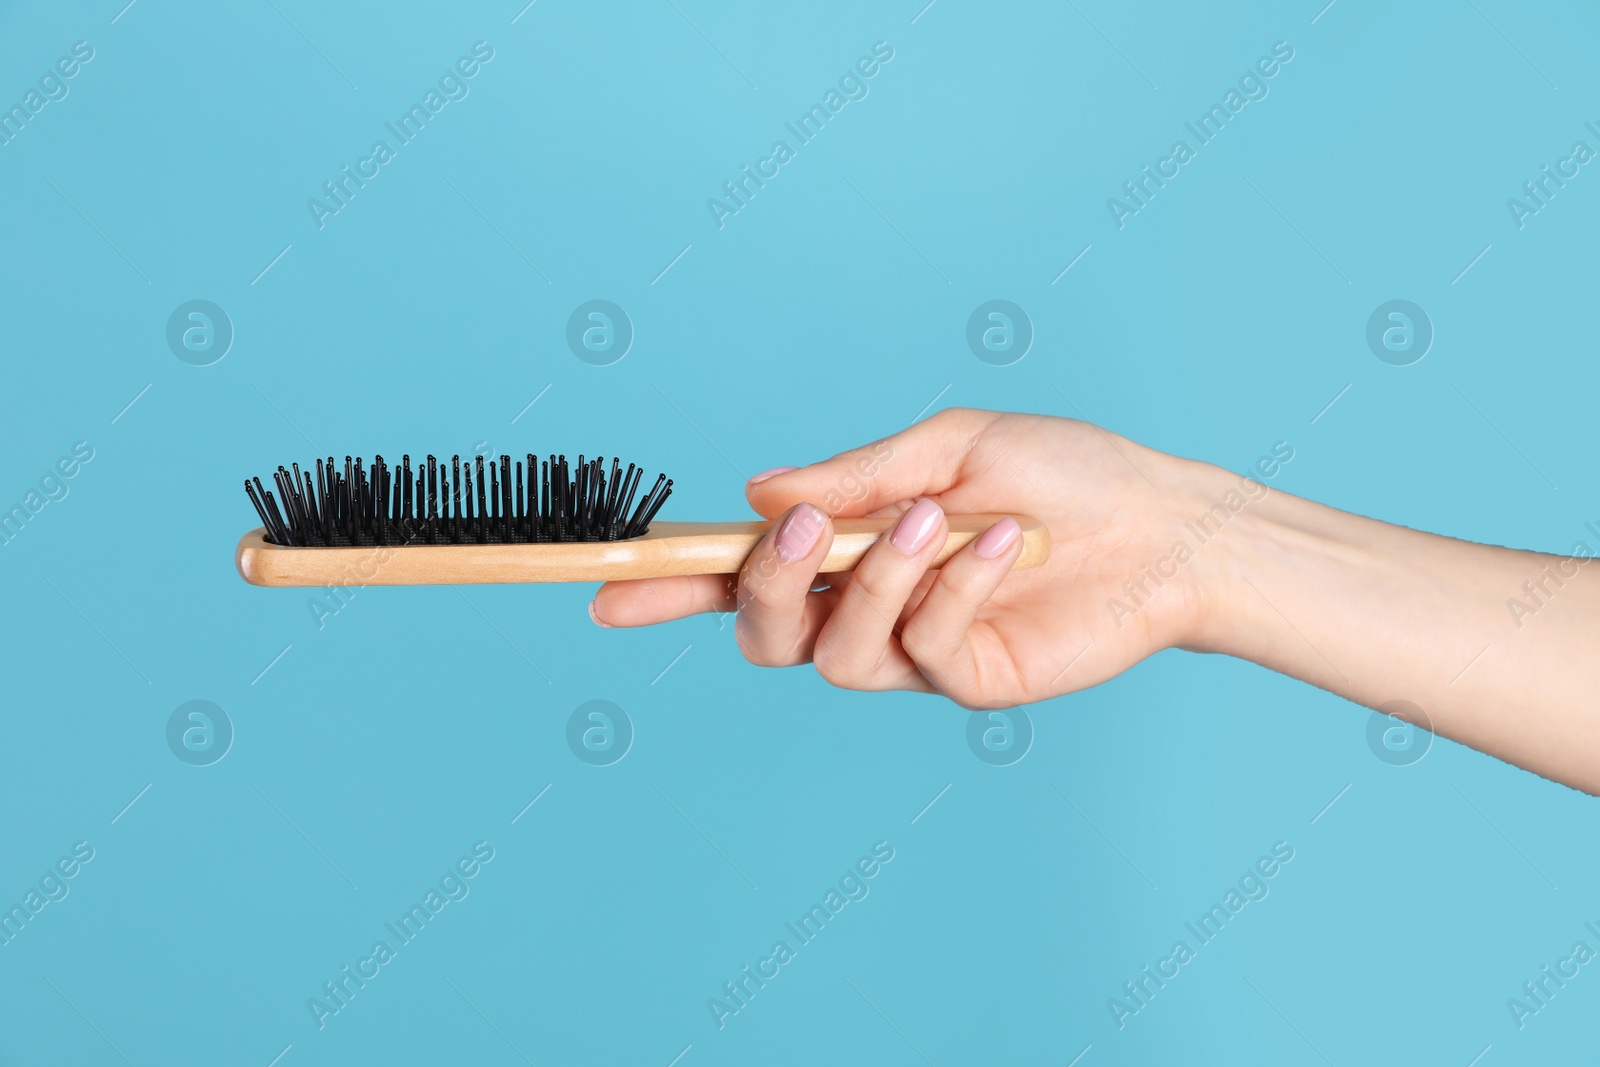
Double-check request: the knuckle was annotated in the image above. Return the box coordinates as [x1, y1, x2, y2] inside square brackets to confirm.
[738, 558, 783, 608]
[930, 406, 986, 433]
[810, 643, 860, 689]
[938, 561, 989, 602]
[898, 618, 948, 666]
[957, 687, 1013, 711]
[734, 614, 780, 667]
[843, 561, 903, 610]
[947, 689, 983, 711]
[740, 552, 815, 612]
[646, 577, 700, 618]
[923, 661, 979, 707]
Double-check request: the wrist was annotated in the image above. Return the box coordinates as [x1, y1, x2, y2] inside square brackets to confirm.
[1146, 453, 1331, 657]
[1102, 446, 1274, 654]
[1176, 460, 1398, 696]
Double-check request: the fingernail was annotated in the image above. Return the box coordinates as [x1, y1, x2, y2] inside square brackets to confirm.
[973, 517, 1022, 559]
[588, 601, 614, 628]
[776, 503, 826, 562]
[890, 497, 944, 555]
[748, 466, 798, 485]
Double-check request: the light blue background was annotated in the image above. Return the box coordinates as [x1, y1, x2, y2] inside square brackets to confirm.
[2, 1, 1597, 1063]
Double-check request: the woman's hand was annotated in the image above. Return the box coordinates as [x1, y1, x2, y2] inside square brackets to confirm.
[589, 408, 1234, 708]
[592, 406, 1600, 792]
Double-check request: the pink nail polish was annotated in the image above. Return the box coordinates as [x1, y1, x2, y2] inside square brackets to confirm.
[889, 497, 944, 555]
[776, 503, 825, 562]
[973, 517, 1022, 559]
[588, 601, 614, 628]
[748, 466, 798, 485]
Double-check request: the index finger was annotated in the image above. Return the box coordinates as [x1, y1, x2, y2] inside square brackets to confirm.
[745, 407, 999, 520]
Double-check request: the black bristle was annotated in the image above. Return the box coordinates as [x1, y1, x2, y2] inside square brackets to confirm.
[374, 456, 388, 546]
[451, 456, 462, 540]
[540, 458, 551, 530]
[291, 463, 308, 533]
[514, 461, 525, 542]
[475, 456, 488, 542]
[317, 459, 331, 543]
[499, 455, 511, 533]
[247, 478, 286, 546]
[401, 455, 413, 535]
[248, 451, 672, 547]
[426, 455, 438, 544]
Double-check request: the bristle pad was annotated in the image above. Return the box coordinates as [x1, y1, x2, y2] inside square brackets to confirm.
[245, 454, 672, 547]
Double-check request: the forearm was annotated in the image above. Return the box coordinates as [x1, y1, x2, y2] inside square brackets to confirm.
[1182, 461, 1600, 792]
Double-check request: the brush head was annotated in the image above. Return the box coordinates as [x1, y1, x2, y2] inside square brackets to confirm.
[246, 454, 672, 547]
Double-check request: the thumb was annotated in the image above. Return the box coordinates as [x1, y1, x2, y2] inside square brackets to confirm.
[744, 408, 997, 519]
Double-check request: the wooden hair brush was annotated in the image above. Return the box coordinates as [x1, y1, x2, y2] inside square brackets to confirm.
[236, 453, 1050, 587]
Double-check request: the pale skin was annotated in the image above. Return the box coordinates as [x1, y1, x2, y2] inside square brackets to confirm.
[589, 408, 1600, 794]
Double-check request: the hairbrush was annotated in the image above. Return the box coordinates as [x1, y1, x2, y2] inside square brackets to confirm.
[236, 453, 1050, 587]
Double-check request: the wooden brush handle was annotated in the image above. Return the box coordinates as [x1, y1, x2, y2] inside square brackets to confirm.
[236, 515, 1050, 587]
